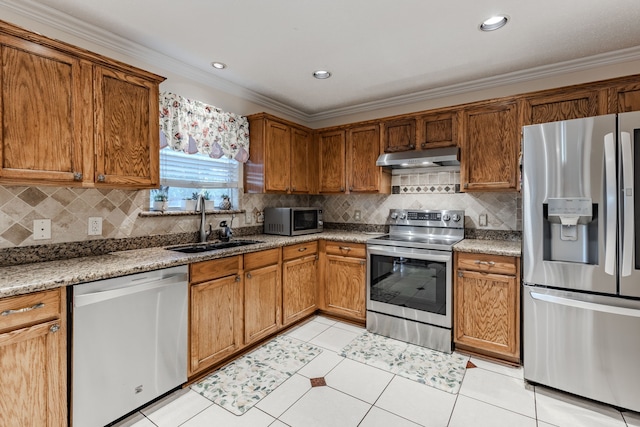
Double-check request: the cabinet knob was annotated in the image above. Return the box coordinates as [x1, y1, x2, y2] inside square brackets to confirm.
[298, 247, 308, 252]
[340, 187, 345, 192]
[50, 324, 60, 333]
[409, 144, 415, 149]
[339, 246, 352, 251]
[247, 272, 252, 279]
[458, 271, 464, 277]
[360, 260, 365, 266]
[292, 186, 296, 191]
[235, 275, 241, 282]
[73, 172, 83, 181]
[285, 187, 290, 192]
[349, 187, 353, 192]
[97, 174, 106, 182]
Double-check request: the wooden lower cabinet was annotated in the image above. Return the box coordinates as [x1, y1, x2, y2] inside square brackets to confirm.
[0, 289, 66, 427]
[319, 241, 366, 322]
[244, 249, 282, 345]
[282, 242, 318, 325]
[454, 252, 520, 363]
[189, 256, 243, 377]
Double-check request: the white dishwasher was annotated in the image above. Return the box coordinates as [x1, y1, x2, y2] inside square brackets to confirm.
[72, 265, 188, 427]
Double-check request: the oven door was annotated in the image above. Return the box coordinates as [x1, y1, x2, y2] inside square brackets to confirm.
[367, 244, 452, 328]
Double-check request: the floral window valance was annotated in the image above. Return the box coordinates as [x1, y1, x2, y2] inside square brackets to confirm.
[159, 92, 250, 163]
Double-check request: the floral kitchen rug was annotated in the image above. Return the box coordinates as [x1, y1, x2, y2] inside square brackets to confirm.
[340, 331, 468, 394]
[191, 335, 322, 415]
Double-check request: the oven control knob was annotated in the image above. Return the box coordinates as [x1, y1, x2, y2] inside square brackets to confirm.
[442, 213, 451, 221]
[399, 212, 407, 220]
[390, 212, 398, 220]
[452, 213, 461, 222]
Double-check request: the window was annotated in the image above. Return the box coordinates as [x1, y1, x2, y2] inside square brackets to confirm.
[152, 147, 241, 210]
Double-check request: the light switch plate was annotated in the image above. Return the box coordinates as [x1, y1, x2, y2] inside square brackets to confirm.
[33, 219, 51, 240]
[354, 210, 361, 221]
[479, 213, 488, 227]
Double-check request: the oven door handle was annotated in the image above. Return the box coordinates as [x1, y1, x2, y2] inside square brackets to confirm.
[367, 245, 452, 262]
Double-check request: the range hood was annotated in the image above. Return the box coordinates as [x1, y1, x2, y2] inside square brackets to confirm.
[376, 146, 460, 169]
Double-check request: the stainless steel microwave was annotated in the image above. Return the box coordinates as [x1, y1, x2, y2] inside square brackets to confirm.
[263, 207, 323, 236]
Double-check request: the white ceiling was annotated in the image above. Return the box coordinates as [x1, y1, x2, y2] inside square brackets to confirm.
[4, 0, 640, 122]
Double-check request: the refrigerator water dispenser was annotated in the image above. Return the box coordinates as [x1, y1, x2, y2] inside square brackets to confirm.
[543, 198, 598, 264]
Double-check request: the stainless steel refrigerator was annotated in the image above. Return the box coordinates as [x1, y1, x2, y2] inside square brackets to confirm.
[522, 111, 640, 412]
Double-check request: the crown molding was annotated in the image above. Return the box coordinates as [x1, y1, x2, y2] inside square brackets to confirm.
[3, 0, 640, 125]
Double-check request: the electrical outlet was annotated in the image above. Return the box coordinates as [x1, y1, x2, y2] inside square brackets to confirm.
[479, 213, 488, 227]
[256, 211, 264, 223]
[88, 217, 103, 235]
[244, 211, 253, 224]
[354, 210, 361, 221]
[33, 219, 51, 240]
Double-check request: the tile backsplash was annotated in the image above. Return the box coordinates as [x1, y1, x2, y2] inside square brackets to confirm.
[0, 168, 520, 249]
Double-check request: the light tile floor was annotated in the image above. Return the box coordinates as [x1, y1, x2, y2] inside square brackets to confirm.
[115, 316, 640, 427]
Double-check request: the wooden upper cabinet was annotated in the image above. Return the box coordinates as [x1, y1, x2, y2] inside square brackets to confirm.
[461, 100, 519, 192]
[520, 89, 601, 126]
[318, 129, 346, 193]
[264, 120, 291, 192]
[245, 113, 313, 194]
[382, 118, 416, 152]
[346, 124, 389, 193]
[0, 37, 89, 186]
[94, 66, 160, 188]
[417, 111, 459, 149]
[290, 127, 311, 193]
[0, 20, 164, 189]
[608, 81, 640, 113]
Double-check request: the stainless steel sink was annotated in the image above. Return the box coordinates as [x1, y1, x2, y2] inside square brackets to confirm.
[167, 240, 263, 253]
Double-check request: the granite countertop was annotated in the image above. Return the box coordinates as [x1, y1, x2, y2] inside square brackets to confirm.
[453, 239, 522, 257]
[0, 231, 377, 298]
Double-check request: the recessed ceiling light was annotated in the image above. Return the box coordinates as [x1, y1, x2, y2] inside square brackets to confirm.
[313, 70, 331, 79]
[211, 62, 226, 69]
[480, 15, 508, 31]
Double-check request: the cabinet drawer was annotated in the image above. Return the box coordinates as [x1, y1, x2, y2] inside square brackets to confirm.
[190, 255, 242, 284]
[456, 252, 517, 275]
[0, 289, 61, 333]
[324, 241, 366, 258]
[244, 248, 280, 270]
[283, 241, 318, 261]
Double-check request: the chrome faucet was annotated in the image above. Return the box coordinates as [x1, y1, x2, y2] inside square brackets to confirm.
[195, 194, 212, 243]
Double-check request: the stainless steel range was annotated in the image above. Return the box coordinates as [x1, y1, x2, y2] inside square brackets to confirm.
[366, 209, 464, 353]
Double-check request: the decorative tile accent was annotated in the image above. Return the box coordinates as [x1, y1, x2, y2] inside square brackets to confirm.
[310, 377, 327, 387]
[340, 331, 469, 394]
[191, 335, 322, 415]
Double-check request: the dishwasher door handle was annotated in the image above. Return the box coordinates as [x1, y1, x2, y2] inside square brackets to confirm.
[74, 273, 187, 307]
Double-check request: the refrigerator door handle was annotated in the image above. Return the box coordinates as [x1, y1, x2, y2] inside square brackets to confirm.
[530, 291, 640, 318]
[604, 132, 617, 276]
[621, 131, 634, 277]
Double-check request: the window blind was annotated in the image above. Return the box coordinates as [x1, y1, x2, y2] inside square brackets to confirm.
[160, 148, 240, 189]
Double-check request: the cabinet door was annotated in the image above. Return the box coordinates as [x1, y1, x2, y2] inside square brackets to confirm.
[94, 66, 159, 188]
[0, 39, 88, 185]
[608, 81, 640, 113]
[290, 127, 310, 193]
[0, 319, 66, 427]
[324, 254, 366, 320]
[417, 112, 458, 149]
[264, 120, 291, 192]
[382, 118, 416, 152]
[347, 124, 381, 193]
[454, 270, 519, 360]
[282, 254, 317, 325]
[461, 101, 518, 191]
[318, 130, 346, 193]
[521, 89, 601, 125]
[190, 274, 243, 376]
[244, 263, 281, 345]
